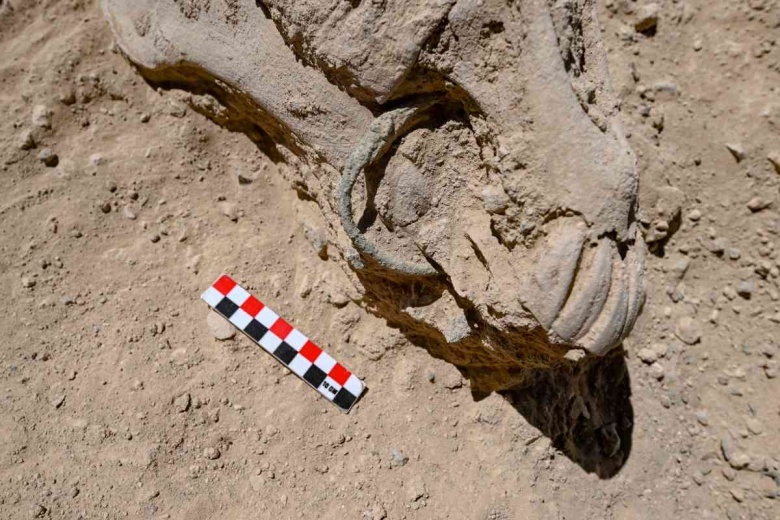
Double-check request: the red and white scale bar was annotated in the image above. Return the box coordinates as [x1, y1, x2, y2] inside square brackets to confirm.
[201, 274, 365, 412]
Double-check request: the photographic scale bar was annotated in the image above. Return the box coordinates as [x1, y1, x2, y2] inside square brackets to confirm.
[201, 274, 365, 413]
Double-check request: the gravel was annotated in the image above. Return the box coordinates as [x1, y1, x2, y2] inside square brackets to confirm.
[207, 311, 235, 340]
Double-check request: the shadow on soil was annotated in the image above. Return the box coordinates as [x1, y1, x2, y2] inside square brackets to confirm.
[500, 348, 634, 479]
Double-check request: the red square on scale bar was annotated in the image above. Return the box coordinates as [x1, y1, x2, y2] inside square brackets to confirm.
[328, 363, 350, 386]
[270, 317, 293, 340]
[299, 340, 322, 363]
[213, 275, 237, 296]
[240, 295, 264, 317]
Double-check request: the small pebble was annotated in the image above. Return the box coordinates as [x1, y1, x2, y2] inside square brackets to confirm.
[649, 362, 665, 380]
[768, 151, 780, 173]
[235, 170, 256, 185]
[32, 105, 52, 129]
[675, 316, 702, 345]
[721, 437, 751, 469]
[747, 196, 771, 212]
[726, 143, 745, 162]
[481, 185, 510, 214]
[17, 129, 36, 150]
[207, 311, 235, 340]
[634, 3, 658, 33]
[90, 153, 105, 167]
[249, 475, 265, 491]
[736, 280, 754, 299]
[221, 202, 239, 222]
[38, 148, 59, 167]
[637, 343, 666, 364]
[173, 393, 191, 413]
[389, 448, 409, 468]
[746, 417, 763, 435]
[203, 447, 220, 460]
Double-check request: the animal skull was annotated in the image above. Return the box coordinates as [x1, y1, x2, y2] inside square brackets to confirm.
[102, 0, 645, 394]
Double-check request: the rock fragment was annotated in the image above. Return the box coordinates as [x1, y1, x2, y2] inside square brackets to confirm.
[17, 129, 36, 150]
[481, 185, 510, 214]
[249, 475, 265, 491]
[721, 437, 750, 469]
[38, 148, 59, 167]
[634, 3, 659, 33]
[303, 224, 328, 259]
[726, 143, 745, 162]
[675, 316, 702, 345]
[90, 153, 105, 167]
[220, 202, 239, 222]
[173, 393, 191, 413]
[736, 280, 754, 299]
[203, 446, 220, 460]
[405, 477, 426, 502]
[726, 248, 741, 260]
[637, 343, 667, 364]
[769, 151, 780, 173]
[746, 417, 763, 435]
[389, 448, 408, 468]
[207, 311, 235, 340]
[235, 169, 256, 184]
[32, 105, 52, 128]
[50, 394, 66, 408]
[730, 488, 745, 502]
[671, 257, 691, 279]
[747, 196, 771, 212]
[649, 362, 665, 380]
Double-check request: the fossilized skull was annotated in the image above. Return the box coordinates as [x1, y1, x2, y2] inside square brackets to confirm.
[102, 0, 645, 394]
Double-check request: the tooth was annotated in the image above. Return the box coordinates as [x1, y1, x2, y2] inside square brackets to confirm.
[620, 233, 647, 340]
[551, 239, 614, 341]
[521, 219, 586, 328]
[577, 250, 629, 355]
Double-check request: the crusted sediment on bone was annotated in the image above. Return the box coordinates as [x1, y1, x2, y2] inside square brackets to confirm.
[259, 0, 458, 103]
[101, 0, 646, 397]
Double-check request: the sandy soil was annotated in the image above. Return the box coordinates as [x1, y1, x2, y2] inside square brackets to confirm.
[1, 1, 778, 519]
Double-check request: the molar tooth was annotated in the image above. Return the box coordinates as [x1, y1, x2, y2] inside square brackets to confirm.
[521, 219, 586, 328]
[576, 250, 630, 356]
[619, 233, 647, 341]
[551, 239, 614, 341]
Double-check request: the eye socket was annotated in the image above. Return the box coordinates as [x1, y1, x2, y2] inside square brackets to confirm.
[374, 137, 433, 229]
[340, 103, 486, 276]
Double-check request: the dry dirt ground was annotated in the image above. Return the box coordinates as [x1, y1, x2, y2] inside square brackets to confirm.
[1, 1, 779, 519]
